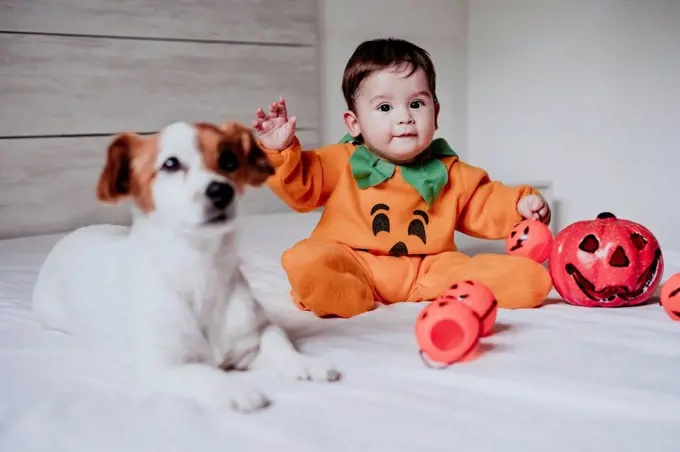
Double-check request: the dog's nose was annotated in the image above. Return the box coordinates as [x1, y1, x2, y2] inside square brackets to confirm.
[205, 181, 234, 209]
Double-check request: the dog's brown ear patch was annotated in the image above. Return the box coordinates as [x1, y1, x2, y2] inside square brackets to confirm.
[243, 133, 275, 184]
[213, 120, 274, 187]
[97, 131, 158, 212]
[97, 132, 138, 203]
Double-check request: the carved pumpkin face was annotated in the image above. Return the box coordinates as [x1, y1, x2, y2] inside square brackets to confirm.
[506, 219, 553, 263]
[439, 280, 497, 336]
[548, 212, 664, 307]
[660, 273, 680, 321]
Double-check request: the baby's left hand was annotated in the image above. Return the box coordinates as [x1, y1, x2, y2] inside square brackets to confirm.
[517, 194, 551, 225]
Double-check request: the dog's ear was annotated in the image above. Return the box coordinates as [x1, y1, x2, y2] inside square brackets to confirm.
[241, 129, 275, 179]
[216, 120, 274, 186]
[97, 132, 139, 203]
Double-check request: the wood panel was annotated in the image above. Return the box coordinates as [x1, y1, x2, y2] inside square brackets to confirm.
[0, 0, 317, 45]
[0, 130, 318, 239]
[0, 33, 318, 137]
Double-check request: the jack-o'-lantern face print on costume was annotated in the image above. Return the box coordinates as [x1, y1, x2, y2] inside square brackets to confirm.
[370, 203, 428, 257]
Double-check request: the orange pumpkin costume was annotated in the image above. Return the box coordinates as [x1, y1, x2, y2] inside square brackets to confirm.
[261, 135, 553, 318]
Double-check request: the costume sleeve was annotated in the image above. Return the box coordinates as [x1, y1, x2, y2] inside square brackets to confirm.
[454, 162, 539, 240]
[260, 136, 349, 213]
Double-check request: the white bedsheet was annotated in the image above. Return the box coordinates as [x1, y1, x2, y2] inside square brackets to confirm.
[1, 212, 678, 452]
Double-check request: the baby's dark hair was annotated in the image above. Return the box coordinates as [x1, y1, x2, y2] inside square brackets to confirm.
[341, 38, 438, 112]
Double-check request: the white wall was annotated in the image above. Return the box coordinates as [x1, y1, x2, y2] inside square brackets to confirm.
[467, 0, 680, 255]
[318, 0, 469, 159]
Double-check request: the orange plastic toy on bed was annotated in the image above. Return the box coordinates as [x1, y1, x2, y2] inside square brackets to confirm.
[415, 280, 497, 368]
[660, 273, 680, 321]
[506, 219, 553, 264]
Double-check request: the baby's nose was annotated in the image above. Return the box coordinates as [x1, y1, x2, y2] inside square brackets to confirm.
[398, 114, 415, 124]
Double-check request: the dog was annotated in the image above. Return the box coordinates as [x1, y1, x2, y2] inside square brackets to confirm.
[32, 120, 341, 412]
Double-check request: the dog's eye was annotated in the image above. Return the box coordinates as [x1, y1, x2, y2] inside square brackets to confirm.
[219, 150, 239, 172]
[161, 157, 182, 172]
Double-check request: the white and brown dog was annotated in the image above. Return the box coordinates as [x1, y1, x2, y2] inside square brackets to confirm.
[32, 120, 340, 412]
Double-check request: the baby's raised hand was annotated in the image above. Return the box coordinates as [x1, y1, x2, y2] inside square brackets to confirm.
[252, 97, 297, 151]
[517, 194, 551, 225]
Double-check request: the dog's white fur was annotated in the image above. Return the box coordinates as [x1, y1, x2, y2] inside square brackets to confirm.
[32, 121, 340, 412]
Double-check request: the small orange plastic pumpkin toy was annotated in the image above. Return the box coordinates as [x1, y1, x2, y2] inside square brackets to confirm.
[415, 280, 497, 368]
[660, 273, 680, 321]
[439, 280, 498, 336]
[506, 219, 553, 263]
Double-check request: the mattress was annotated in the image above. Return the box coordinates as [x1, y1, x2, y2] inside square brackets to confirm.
[0, 211, 678, 452]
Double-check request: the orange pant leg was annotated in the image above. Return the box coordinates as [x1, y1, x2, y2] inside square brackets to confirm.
[409, 251, 553, 309]
[281, 240, 431, 317]
[281, 239, 378, 318]
[282, 240, 551, 316]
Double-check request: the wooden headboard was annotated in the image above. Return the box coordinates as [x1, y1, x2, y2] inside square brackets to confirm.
[0, 0, 319, 239]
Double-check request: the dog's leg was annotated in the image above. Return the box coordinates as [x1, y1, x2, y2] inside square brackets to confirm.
[248, 323, 341, 382]
[137, 363, 270, 412]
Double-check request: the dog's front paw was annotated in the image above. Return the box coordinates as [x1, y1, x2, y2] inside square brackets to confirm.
[223, 384, 271, 412]
[289, 356, 342, 382]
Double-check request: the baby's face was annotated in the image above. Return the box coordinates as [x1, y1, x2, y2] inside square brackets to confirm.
[344, 66, 438, 163]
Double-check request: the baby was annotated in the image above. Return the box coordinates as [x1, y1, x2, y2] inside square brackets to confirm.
[253, 38, 553, 318]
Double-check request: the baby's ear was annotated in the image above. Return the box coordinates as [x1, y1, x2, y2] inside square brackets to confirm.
[97, 132, 140, 203]
[343, 110, 361, 138]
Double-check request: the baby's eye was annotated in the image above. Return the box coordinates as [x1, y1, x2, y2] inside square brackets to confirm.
[410, 100, 424, 109]
[378, 104, 392, 112]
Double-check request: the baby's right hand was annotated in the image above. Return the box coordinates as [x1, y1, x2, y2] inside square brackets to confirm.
[252, 97, 297, 151]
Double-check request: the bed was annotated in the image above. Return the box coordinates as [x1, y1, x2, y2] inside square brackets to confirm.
[1, 210, 678, 452]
